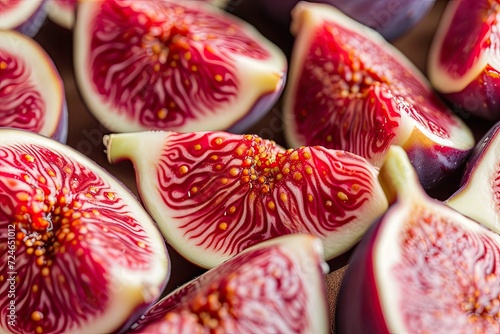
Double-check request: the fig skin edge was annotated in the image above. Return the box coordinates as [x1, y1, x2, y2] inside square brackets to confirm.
[32, 0, 493, 332]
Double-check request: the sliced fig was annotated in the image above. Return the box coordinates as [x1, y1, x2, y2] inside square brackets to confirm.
[0, 129, 170, 334]
[337, 145, 500, 333]
[104, 130, 388, 269]
[74, 0, 287, 133]
[256, 0, 436, 41]
[446, 121, 500, 233]
[46, 0, 76, 30]
[428, 0, 500, 120]
[283, 2, 474, 188]
[0, 30, 67, 143]
[128, 234, 329, 334]
[0, 0, 47, 37]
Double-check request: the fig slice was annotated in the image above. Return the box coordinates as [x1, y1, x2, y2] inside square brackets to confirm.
[46, 0, 76, 30]
[336, 145, 500, 333]
[0, 30, 68, 143]
[256, 0, 436, 41]
[74, 0, 287, 133]
[0, 0, 47, 37]
[104, 130, 388, 269]
[0, 129, 170, 334]
[428, 0, 500, 120]
[283, 1, 475, 189]
[446, 121, 500, 233]
[128, 234, 329, 334]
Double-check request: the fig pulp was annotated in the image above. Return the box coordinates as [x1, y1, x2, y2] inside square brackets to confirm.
[0, 30, 67, 143]
[447, 121, 500, 234]
[0, 0, 47, 37]
[105, 130, 388, 269]
[283, 2, 474, 189]
[428, 0, 500, 120]
[337, 146, 500, 333]
[0, 130, 170, 334]
[128, 234, 329, 334]
[74, 0, 287, 133]
[256, 0, 436, 41]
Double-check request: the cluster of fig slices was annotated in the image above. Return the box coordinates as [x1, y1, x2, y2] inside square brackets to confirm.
[73, 0, 287, 133]
[6, 0, 500, 332]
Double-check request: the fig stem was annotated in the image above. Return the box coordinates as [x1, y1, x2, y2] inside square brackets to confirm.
[378, 145, 421, 204]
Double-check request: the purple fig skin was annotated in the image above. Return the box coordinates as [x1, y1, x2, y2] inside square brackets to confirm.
[256, 0, 436, 40]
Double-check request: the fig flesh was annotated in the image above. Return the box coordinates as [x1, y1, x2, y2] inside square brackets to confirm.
[0, 0, 47, 37]
[0, 30, 67, 143]
[256, 0, 436, 41]
[74, 0, 287, 133]
[447, 121, 500, 234]
[128, 234, 329, 334]
[337, 145, 500, 333]
[105, 130, 388, 269]
[428, 0, 500, 120]
[0, 130, 170, 334]
[283, 2, 475, 189]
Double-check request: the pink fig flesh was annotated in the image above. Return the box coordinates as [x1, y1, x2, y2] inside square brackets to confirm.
[105, 130, 388, 269]
[0, 130, 170, 334]
[74, 0, 286, 133]
[428, 0, 500, 120]
[129, 234, 329, 334]
[0, 30, 68, 143]
[337, 146, 500, 333]
[283, 2, 474, 189]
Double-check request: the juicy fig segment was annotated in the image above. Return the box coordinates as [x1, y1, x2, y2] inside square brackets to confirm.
[447, 121, 500, 233]
[428, 0, 500, 120]
[256, 0, 435, 41]
[0, 130, 170, 334]
[46, 0, 76, 29]
[283, 1, 474, 189]
[104, 131, 388, 269]
[128, 234, 329, 334]
[0, 30, 68, 143]
[74, 0, 287, 133]
[337, 146, 500, 333]
[0, 0, 47, 37]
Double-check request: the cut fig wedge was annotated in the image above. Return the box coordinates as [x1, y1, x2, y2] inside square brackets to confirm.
[74, 0, 287, 133]
[428, 0, 500, 120]
[337, 145, 500, 333]
[105, 130, 388, 269]
[0, 30, 67, 143]
[0, 130, 170, 334]
[447, 121, 500, 233]
[283, 1, 474, 189]
[0, 0, 47, 37]
[128, 234, 329, 334]
[46, 0, 76, 30]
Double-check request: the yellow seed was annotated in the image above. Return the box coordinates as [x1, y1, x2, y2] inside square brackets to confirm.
[337, 191, 349, 201]
[221, 178, 228, 185]
[308, 194, 314, 202]
[16, 192, 30, 202]
[326, 135, 333, 142]
[191, 186, 198, 194]
[293, 172, 302, 181]
[31, 311, 44, 322]
[215, 74, 223, 82]
[157, 108, 168, 120]
[32, 284, 39, 293]
[276, 174, 283, 181]
[36, 326, 43, 334]
[228, 206, 236, 214]
[191, 65, 198, 72]
[24, 154, 35, 163]
[280, 193, 288, 202]
[268, 201, 276, 210]
[137, 241, 146, 248]
[211, 155, 218, 161]
[41, 267, 50, 277]
[0, 61, 7, 70]
[214, 137, 223, 145]
[230, 168, 239, 177]
[305, 166, 313, 175]
[184, 52, 192, 60]
[219, 222, 228, 231]
[194, 144, 202, 150]
[153, 63, 160, 72]
[179, 165, 189, 174]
